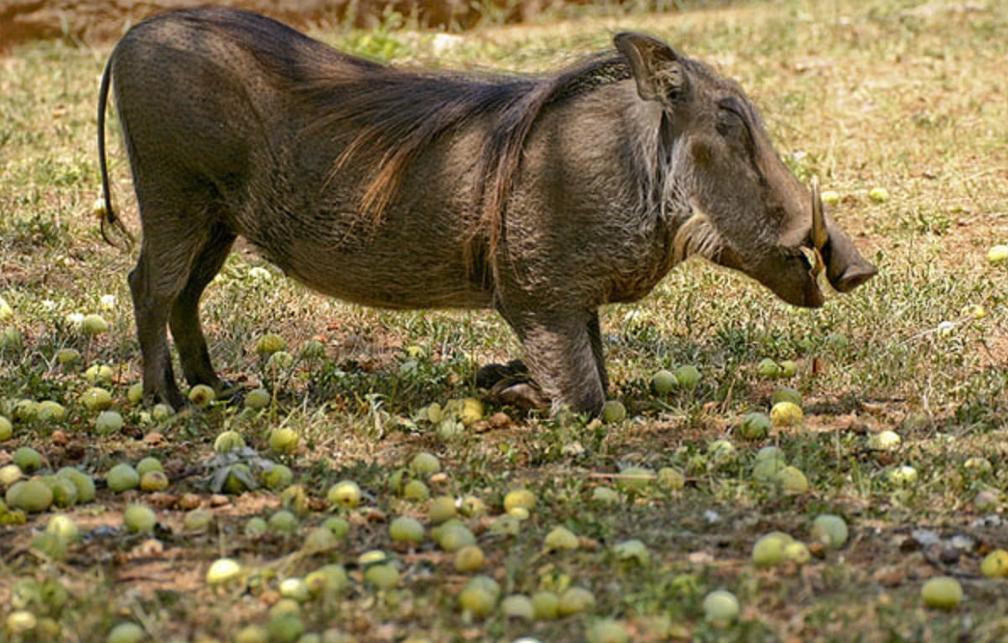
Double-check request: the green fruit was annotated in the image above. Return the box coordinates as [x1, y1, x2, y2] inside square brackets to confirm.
[269, 427, 299, 454]
[322, 516, 349, 540]
[262, 464, 294, 490]
[657, 467, 685, 491]
[56, 348, 80, 365]
[123, 504, 156, 533]
[428, 496, 457, 523]
[234, 626, 269, 643]
[327, 480, 361, 508]
[206, 557, 242, 585]
[0, 297, 11, 320]
[8, 479, 53, 512]
[95, 410, 124, 434]
[771, 386, 802, 406]
[707, 439, 737, 463]
[503, 488, 537, 512]
[820, 190, 840, 205]
[127, 383, 143, 405]
[544, 525, 579, 551]
[778, 360, 798, 378]
[13, 447, 42, 472]
[981, 549, 1008, 578]
[775, 466, 809, 494]
[302, 527, 339, 554]
[106, 463, 140, 492]
[703, 590, 740, 624]
[739, 412, 771, 440]
[140, 470, 169, 492]
[868, 186, 890, 203]
[82, 387, 113, 412]
[613, 539, 650, 565]
[988, 245, 1008, 265]
[752, 533, 787, 567]
[921, 576, 962, 610]
[755, 445, 785, 463]
[454, 544, 485, 572]
[601, 400, 626, 423]
[675, 365, 701, 390]
[57, 467, 95, 503]
[306, 564, 348, 596]
[49, 477, 78, 507]
[244, 517, 268, 537]
[81, 314, 109, 335]
[213, 430, 245, 453]
[811, 514, 849, 548]
[501, 594, 534, 620]
[84, 364, 113, 384]
[0, 327, 23, 352]
[560, 588, 596, 620]
[783, 541, 811, 564]
[106, 622, 144, 643]
[46, 514, 80, 543]
[888, 465, 919, 486]
[436, 523, 476, 552]
[651, 369, 677, 395]
[256, 333, 287, 355]
[151, 403, 174, 421]
[586, 619, 629, 643]
[531, 590, 560, 619]
[770, 402, 803, 427]
[868, 430, 901, 450]
[300, 339, 326, 359]
[389, 516, 424, 544]
[13, 399, 37, 422]
[364, 563, 399, 590]
[0, 415, 12, 441]
[266, 350, 294, 371]
[188, 384, 215, 406]
[279, 577, 310, 602]
[36, 400, 67, 423]
[410, 451, 440, 475]
[267, 615, 304, 643]
[135, 457, 164, 476]
[1, 463, 24, 487]
[244, 387, 271, 410]
[458, 585, 495, 617]
[757, 358, 781, 378]
[269, 510, 298, 534]
[618, 466, 654, 492]
[184, 508, 213, 532]
[592, 486, 620, 504]
[403, 479, 429, 502]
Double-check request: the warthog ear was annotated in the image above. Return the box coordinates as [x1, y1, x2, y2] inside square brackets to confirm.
[614, 32, 689, 104]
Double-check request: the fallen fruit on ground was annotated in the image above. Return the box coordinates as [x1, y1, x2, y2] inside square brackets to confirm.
[206, 558, 243, 585]
[981, 550, 1008, 578]
[811, 514, 849, 548]
[651, 369, 677, 395]
[921, 576, 963, 610]
[770, 401, 803, 427]
[703, 589, 740, 624]
[601, 400, 626, 423]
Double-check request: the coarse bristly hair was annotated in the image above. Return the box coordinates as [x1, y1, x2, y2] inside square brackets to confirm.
[289, 50, 634, 266]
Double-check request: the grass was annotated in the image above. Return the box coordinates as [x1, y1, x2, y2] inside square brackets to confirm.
[1, 0, 1008, 641]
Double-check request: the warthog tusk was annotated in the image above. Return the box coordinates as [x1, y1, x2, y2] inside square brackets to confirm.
[811, 176, 828, 251]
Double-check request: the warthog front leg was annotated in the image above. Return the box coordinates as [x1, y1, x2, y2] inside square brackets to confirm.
[495, 307, 606, 415]
[168, 223, 236, 396]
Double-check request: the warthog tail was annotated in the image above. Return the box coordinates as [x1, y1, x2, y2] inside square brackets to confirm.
[97, 56, 135, 249]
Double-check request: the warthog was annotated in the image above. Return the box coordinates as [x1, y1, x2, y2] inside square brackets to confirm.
[98, 7, 876, 414]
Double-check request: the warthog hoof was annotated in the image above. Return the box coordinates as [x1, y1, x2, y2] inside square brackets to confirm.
[476, 360, 547, 410]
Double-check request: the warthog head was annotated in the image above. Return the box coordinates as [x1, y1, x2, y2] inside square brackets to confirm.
[616, 33, 877, 307]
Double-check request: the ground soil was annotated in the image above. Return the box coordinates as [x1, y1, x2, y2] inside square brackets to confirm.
[0, 0, 563, 51]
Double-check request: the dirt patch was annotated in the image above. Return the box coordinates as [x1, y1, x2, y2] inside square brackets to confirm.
[0, 0, 571, 52]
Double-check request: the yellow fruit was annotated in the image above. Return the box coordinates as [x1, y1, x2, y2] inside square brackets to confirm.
[987, 245, 1008, 265]
[206, 558, 243, 585]
[544, 526, 579, 551]
[921, 576, 963, 610]
[981, 550, 1008, 578]
[868, 187, 890, 203]
[770, 401, 803, 427]
[703, 590, 740, 624]
[188, 384, 216, 406]
[752, 533, 788, 567]
[256, 333, 286, 355]
[503, 488, 537, 512]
